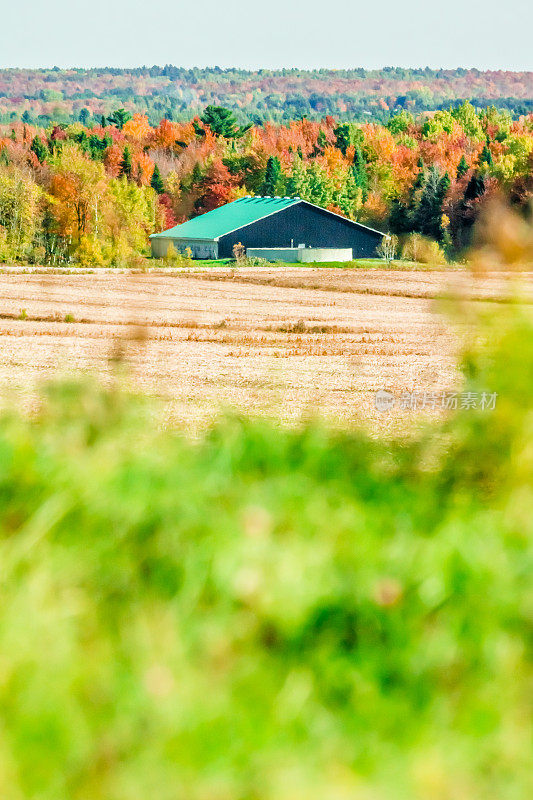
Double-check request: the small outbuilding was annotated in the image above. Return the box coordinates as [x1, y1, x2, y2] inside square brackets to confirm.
[150, 196, 384, 260]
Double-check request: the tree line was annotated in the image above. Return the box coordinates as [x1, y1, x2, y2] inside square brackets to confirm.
[1, 67, 532, 127]
[0, 103, 531, 266]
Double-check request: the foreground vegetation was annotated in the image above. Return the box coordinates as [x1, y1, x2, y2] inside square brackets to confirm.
[0, 291, 531, 798]
[0, 103, 532, 267]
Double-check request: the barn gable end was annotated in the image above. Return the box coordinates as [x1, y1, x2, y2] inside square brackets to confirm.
[217, 200, 383, 259]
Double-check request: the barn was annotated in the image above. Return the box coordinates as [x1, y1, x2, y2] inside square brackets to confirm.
[150, 196, 385, 260]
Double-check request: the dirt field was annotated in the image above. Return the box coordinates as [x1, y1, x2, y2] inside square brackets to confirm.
[0, 266, 531, 434]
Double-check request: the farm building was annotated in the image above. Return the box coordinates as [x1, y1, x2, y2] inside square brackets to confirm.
[150, 196, 385, 260]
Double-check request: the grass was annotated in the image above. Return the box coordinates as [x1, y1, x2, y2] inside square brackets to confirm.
[1, 257, 455, 273]
[276, 258, 448, 269]
[0, 303, 531, 799]
[188, 257, 235, 268]
[186, 257, 453, 270]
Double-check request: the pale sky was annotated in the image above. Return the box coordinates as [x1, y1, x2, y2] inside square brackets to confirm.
[2, 0, 532, 72]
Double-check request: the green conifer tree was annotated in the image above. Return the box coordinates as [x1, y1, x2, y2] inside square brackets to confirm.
[261, 156, 282, 196]
[413, 166, 450, 241]
[352, 146, 369, 203]
[389, 198, 412, 234]
[333, 123, 355, 156]
[456, 155, 469, 179]
[191, 163, 203, 185]
[464, 172, 486, 201]
[107, 108, 132, 130]
[119, 145, 133, 180]
[200, 106, 239, 138]
[413, 159, 426, 189]
[479, 141, 493, 167]
[314, 129, 327, 155]
[150, 164, 165, 194]
[30, 136, 48, 164]
[79, 108, 91, 126]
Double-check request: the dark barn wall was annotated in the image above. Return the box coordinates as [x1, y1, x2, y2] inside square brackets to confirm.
[218, 202, 383, 259]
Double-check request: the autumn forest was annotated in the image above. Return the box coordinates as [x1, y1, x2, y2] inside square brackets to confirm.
[2, 67, 533, 125]
[1, 100, 532, 266]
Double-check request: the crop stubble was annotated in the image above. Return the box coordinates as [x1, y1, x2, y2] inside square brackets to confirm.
[0, 267, 530, 433]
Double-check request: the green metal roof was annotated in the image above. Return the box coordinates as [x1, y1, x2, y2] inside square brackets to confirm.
[150, 196, 300, 241]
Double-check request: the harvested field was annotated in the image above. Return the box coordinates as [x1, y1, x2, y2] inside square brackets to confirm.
[0, 266, 531, 433]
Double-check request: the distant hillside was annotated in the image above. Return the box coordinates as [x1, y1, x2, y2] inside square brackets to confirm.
[0, 67, 532, 125]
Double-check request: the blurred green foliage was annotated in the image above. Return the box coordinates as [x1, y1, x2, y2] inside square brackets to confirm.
[0, 305, 532, 800]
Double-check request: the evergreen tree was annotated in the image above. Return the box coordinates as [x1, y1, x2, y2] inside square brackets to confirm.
[193, 119, 206, 138]
[261, 156, 282, 196]
[333, 123, 360, 156]
[119, 145, 133, 179]
[351, 146, 369, 203]
[479, 141, 493, 166]
[389, 160, 427, 235]
[73, 130, 88, 147]
[389, 198, 411, 234]
[413, 166, 450, 240]
[413, 159, 426, 190]
[107, 108, 132, 130]
[191, 163, 203, 185]
[438, 171, 451, 204]
[464, 172, 486, 201]
[30, 136, 48, 164]
[455, 172, 487, 251]
[87, 133, 111, 161]
[313, 129, 327, 155]
[456, 155, 469, 179]
[200, 106, 240, 138]
[79, 108, 91, 126]
[150, 164, 165, 194]
[336, 124, 350, 155]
